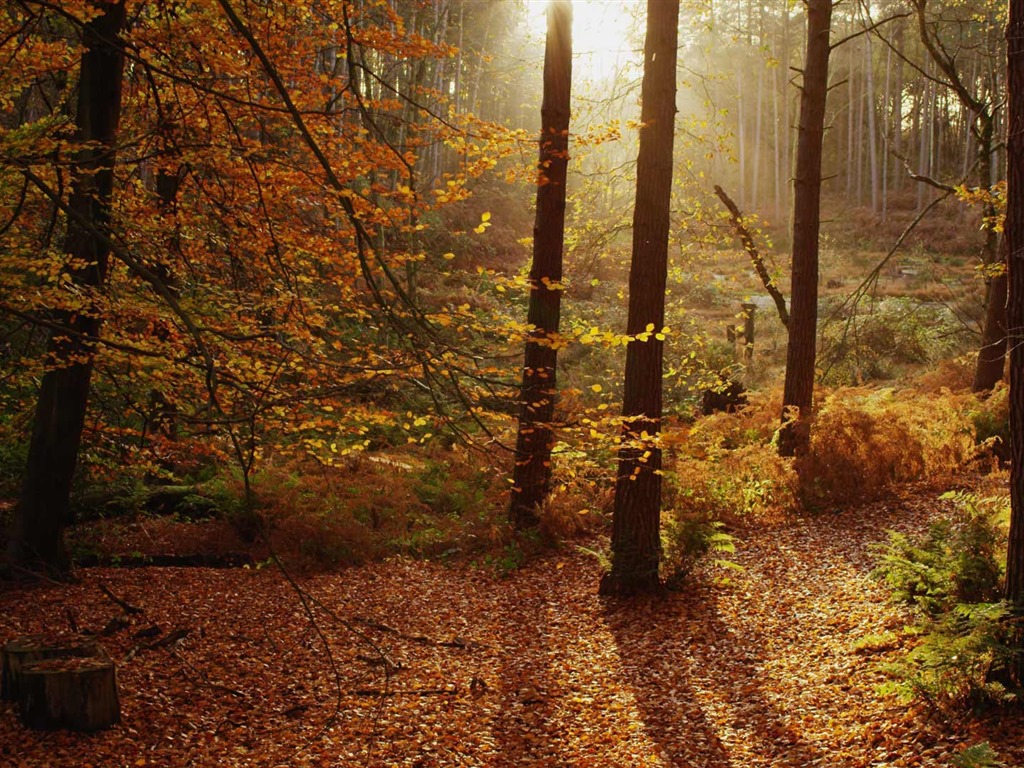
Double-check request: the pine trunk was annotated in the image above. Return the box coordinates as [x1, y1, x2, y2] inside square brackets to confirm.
[778, 0, 831, 458]
[601, 0, 679, 597]
[1003, 0, 1024, 624]
[509, 1, 572, 528]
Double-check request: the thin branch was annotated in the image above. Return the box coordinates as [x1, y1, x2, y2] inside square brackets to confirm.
[712, 185, 789, 327]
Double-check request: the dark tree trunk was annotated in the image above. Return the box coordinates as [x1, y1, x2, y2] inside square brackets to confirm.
[600, 0, 679, 597]
[972, 108, 1005, 392]
[509, 1, 572, 529]
[8, 1, 127, 577]
[1004, 0, 1024, 629]
[973, 236, 1009, 392]
[778, 0, 832, 458]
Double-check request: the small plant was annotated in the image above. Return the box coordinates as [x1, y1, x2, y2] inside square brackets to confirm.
[872, 493, 1004, 616]
[661, 512, 738, 586]
[952, 742, 1004, 768]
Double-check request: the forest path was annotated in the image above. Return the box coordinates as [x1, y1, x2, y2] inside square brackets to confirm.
[2, 487, 1024, 767]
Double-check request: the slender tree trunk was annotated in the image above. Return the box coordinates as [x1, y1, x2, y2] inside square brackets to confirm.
[753, 65, 763, 208]
[847, 34, 856, 202]
[738, 69, 746, 208]
[8, 1, 127, 577]
[894, 23, 904, 194]
[866, 28, 879, 214]
[782, 0, 792, 219]
[601, 0, 679, 597]
[773, 60, 783, 220]
[882, 38, 891, 220]
[856, 40, 866, 205]
[917, 69, 930, 209]
[509, 1, 572, 529]
[778, 0, 831, 458]
[1002, 0, 1024, 668]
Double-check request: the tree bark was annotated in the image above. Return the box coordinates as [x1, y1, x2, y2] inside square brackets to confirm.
[601, 0, 679, 597]
[973, 237, 1009, 392]
[972, 107, 1005, 392]
[8, 1, 127, 578]
[509, 1, 572, 529]
[778, 0, 831, 458]
[1003, 0, 1024, 628]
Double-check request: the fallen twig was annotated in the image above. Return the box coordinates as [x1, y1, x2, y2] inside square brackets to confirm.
[99, 583, 144, 614]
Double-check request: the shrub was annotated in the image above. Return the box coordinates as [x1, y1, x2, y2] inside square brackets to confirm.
[969, 383, 1010, 465]
[660, 509, 737, 586]
[819, 298, 971, 386]
[799, 387, 978, 506]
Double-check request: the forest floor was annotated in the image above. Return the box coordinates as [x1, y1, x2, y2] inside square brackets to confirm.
[2, 487, 1024, 767]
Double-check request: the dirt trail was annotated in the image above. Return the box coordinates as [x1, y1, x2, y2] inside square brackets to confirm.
[2, 489, 1023, 767]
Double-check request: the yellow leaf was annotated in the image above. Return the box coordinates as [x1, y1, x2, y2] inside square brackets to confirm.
[590, 384, 602, 392]
[481, 211, 491, 222]
[443, 252, 455, 260]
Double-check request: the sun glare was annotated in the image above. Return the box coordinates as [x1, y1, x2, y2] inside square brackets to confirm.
[525, 0, 640, 83]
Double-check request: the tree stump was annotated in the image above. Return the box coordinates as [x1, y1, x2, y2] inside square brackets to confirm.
[18, 656, 120, 731]
[1, 634, 100, 702]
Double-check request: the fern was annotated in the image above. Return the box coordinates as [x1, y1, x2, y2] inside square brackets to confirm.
[952, 741, 1003, 768]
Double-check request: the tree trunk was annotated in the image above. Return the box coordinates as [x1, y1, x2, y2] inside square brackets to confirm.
[8, 1, 127, 578]
[1003, 0, 1024, 623]
[778, 0, 831, 458]
[973, 237, 1009, 392]
[882, 39, 891, 220]
[865, 27, 879, 215]
[509, 1, 572, 529]
[601, 0, 679, 597]
[973, 110, 1005, 392]
[893, 23, 904, 193]
[737, 68, 747, 208]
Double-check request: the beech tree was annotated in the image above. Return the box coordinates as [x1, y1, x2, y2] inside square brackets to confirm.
[778, 0, 833, 458]
[510, 0, 572, 530]
[1, 0, 519, 575]
[600, 0, 679, 597]
[8, 1, 127, 576]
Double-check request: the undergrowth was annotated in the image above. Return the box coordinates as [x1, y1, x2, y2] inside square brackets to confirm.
[872, 492, 1019, 714]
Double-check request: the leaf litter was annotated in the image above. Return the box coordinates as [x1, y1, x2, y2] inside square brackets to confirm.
[2, 489, 1023, 767]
